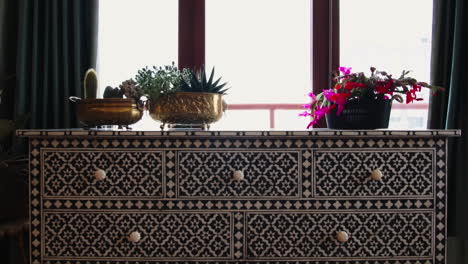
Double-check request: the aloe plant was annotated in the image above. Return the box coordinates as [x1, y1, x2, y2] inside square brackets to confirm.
[181, 66, 229, 94]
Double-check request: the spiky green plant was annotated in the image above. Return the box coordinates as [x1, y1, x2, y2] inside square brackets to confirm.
[181, 66, 229, 94]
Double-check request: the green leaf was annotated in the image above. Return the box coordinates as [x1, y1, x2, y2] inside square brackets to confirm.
[201, 67, 207, 89]
[207, 67, 215, 86]
[217, 88, 230, 94]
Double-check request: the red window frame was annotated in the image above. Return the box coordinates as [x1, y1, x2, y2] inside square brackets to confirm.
[178, 0, 205, 71]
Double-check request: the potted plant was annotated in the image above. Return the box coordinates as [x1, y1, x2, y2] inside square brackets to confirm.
[70, 70, 144, 128]
[135, 63, 228, 129]
[300, 66, 444, 129]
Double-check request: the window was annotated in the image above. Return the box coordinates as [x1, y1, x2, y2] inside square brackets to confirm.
[98, 0, 178, 129]
[340, 0, 433, 129]
[98, 0, 434, 130]
[206, 0, 311, 130]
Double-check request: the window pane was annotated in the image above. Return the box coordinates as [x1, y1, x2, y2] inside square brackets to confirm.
[206, 0, 311, 130]
[275, 110, 309, 130]
[340, 0, 433, 129]
[98, 0, 178, 93]
[210, 110, 270, 130]
[206, 0, 311, 104]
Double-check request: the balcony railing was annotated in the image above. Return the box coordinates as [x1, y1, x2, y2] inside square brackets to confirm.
[226, 103, 428, 129]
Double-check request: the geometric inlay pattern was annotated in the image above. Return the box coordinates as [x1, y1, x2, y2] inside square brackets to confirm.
[23, 132, 452, 264]
[41, 198, 435, 211]
[178, 151, 300, 197]
[314, 150, 433, 197]
[43, 150, 164, 197]
[44, 212, 231, 259]
[246, 212, 433, 259]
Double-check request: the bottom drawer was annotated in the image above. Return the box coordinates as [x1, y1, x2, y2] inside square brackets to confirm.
[247, 211, 433, 260]
[44, 211, 232, 260]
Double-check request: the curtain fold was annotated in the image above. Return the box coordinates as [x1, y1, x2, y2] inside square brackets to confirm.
[0, 0, 19, 119]
[15, 0, 98, 129]
[429, 0, 468, 262]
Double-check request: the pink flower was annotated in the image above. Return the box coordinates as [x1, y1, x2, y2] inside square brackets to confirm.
[306, 104, 336, 128]
[338, 66, 352, 75]
[406, 85, 423, 104]
[323, 89, 348, 104]
[308, 92, 316, 101]
[323, 89, 349, 115]
[298, 111, 310, 117]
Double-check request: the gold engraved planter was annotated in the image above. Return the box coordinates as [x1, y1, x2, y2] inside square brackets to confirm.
[71, 98, 143, 128]
[149, 92, 224, 130]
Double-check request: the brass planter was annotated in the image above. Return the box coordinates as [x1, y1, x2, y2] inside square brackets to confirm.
[149, 92, 224, 129]
[73, 98, 143, 127]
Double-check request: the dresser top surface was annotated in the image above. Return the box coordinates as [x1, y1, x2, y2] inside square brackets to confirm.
[16, 129, 461, 137]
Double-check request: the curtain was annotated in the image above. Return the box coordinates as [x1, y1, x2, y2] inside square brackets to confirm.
[15, 0, 98, 129]
[0, 0, 18, 120]
[428, 0, 468, 262]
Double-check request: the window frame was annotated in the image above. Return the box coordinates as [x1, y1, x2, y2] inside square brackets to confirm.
[177, 0, 428, 129]
[178, 0, 339, 128]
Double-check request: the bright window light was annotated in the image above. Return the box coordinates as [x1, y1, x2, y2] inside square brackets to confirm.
[206, 0, 311, 130]
[340, 0, 433, 129]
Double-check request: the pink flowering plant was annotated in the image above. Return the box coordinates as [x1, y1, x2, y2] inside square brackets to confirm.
[300, 66, 444, 128]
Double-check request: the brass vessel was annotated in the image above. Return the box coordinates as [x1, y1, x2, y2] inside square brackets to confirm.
[149, 92, 224, 129]
[73, 98, 143, 127]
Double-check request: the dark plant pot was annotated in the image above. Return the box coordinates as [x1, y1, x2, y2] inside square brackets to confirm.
[325, 99, 392, 129]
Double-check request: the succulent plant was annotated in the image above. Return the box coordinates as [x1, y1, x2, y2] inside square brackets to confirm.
[103, 86, 122, 98]
[103, 80, 142, 99]
[83, 69, 98, 99]
[119, 79, 141, 99]
[133, 63, 229, 103]
[181, 66, 229, 94]
[134, 62, 186, 102]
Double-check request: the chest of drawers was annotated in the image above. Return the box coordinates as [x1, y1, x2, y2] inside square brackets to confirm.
[18, 129, 459, 264]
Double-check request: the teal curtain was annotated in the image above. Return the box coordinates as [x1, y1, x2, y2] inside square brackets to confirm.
[15, 0, 98, 129]
[429, 0, 468, 262]
[0, 0, 18, 120]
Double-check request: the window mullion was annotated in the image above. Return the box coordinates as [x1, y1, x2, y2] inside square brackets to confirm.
[178, 0, 205, 70]
[311, 0, 339, 127]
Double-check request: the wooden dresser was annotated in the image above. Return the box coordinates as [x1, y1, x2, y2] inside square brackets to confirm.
[17, 129, 460, 264]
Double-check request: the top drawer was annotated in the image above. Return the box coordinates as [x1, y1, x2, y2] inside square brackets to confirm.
[314, 149, 434, 197]
[178, 150, 300, 198]
[42, 149, 164, 197]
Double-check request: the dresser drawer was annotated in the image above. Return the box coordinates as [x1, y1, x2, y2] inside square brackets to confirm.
[178, 150, 300, 198]
[314, 150, 434, 197]
[44, 211, 232, 260]
[246, 211, 433, 260]
[42, 150, 164, 197]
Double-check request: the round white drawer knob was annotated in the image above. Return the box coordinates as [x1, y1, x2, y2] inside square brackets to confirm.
[336, 231, 349, 243]
[94, 169, 107, 181]
[232, 170, 244, 181]
[128, 231, 141, 242]
[370, 169, 383, 181]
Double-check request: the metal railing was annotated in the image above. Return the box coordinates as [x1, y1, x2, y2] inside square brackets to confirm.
[226, 103, 429, 129]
